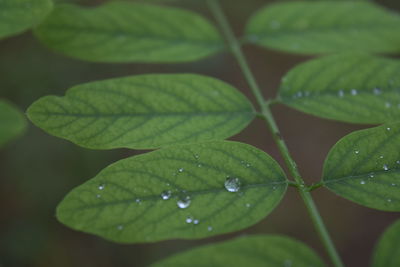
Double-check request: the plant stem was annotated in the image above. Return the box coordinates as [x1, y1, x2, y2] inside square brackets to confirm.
[206, 1, 344, 266]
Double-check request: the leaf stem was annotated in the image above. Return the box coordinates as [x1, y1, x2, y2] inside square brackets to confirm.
[206, 1, 344, 266]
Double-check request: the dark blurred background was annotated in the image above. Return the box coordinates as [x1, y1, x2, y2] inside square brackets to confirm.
[1, 0, 400, 266]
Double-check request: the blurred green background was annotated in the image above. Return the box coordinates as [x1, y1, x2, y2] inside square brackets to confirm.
[1, 0, 400, 266]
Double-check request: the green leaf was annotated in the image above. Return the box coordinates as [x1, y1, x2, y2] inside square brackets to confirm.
[0, 0, 53, 39]
[34, 2, 224, 63]
[372, 219, 400, 267]
[152, 235, 325, 267]
[278, 54, 400, 124]
[56, 141, 287, 243]
[27, 74, 255, 149]
[245, 1, 400, 54]
[322, 123, 400, 211]
[0, 100, 27, 147]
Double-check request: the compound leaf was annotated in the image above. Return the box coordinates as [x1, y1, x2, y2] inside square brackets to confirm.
[245, 1, 400, 54]
[27, 74, 255, 149]
[56, 141, 288, 243]
[34, 2, 224, 63]
[0, 0, 53, 39]
[323, 123, 400, 211]
[151, 235, 325, 267]
[278, 54, 400, 124]
[372, 219, 400, 267]
[0, 100, 27, 147]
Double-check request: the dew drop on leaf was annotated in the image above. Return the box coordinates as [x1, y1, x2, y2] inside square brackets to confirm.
[186, 216, 193, 223]
[193, 219, 199, 225]
[224, 177, 241, 192]
[350, 89, 358, 95]
[98, 184, 105, 190]
[178, 168, 184, 173]
[161, 190, 172, 200]
[360, 180, 366, 185]
[383, 164, 389, 171]
[117, 225, 124, 230]
[373, 88, 382, 95]
[207, 226, 213, 231]
[177, 195, 191, 209]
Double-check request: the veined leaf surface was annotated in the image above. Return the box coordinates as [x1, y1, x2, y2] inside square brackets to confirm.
[0, 0, 53, 39]
[245, 1, 400, 54]
[372, 219, 400, 267]
[152, 235, 325, 267]
[0, 100, 27, 147]
[323, 123, 400, 211]
[56, 141, 288, 243]
[34, 2, 224, 62]
[278, 54, 400, 124]
[27, 74, 255, 149]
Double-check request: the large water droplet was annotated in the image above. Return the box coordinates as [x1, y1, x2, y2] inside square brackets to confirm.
[224, 177, 241, 192]
[98, 184, 105, 190]
[177, 195, 191, 209]
[373, 88, 382, 95]
[161, 190, 172, 200]
[383, 164, 389, 171]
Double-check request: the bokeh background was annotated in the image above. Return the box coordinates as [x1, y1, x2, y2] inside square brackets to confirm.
[1, 0, 400, 266]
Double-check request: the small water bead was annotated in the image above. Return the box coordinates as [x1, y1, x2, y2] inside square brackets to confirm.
[117, 225, 124, 230]
[283, 259, 293, 267]
[385, 102, 392, 108]
[360, 180, 366, 185]
[397, 160, 400, 164]
[193, 219, 199, 225]
[177, 196, 191, 209]
[96, 194, 101, 198]
[354, 150, 360, 154]
[379, 155, 384, 159]
[178, 168, 184, 173]
[135, 198, 141, 204]
[338, 90, 344, 97]
[207, 226, 213, 231]
[351, 89, 358, 95]
[373, 88, 382, 95]
[383, 164, 389, 171]
[186, 216, 193, 223]
[392, 183, 397, 186]
[194, 154, 200, 159]
[369, 173, 375, 178]
[224, 177, 241, 192]
[197, 164, 202, 168]
[245, 203, 251, 208]
[161, 190, 172, 200]
[387, 127, 391, 131]
[98, 184, 105, 190]
[387, 198, 392, 203]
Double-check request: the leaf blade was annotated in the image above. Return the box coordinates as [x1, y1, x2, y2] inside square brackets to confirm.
[372, 219, 400, 267]
[151, 235, 325, 267]
[56, 141, 287, 243]
[278, 54, 400, 124]
[322, 123, 400, 211]
[34, 2, 224, 63]
[0, 100, 27, 147]
[0, 0, 53, 39]
[27, 74, 255, 149]
[245, 1, 400, 54]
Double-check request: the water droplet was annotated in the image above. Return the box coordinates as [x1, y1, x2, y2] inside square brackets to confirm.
[186, 216, 193, 223]
[387, 127, 391, 131]
[135, 198, 141, 204]
[369, 173, 375, 178]
[245, 163, 251, 167]
[207, 226, 213, 231]
[177, 196, 191, 209]
[161, 190, 172, 200]
[273, 186, 277, 190]
[383, 164, 389, 171]
[96, 194, 101, 198]
[245, 203, 251, 208]
[269, 20, 280, 29]
[296, 92, 303, 98]
[373, 88, 382, 95]
[224, 177, 241, 192]
[379, 155, 384, 159]
[385, 102, 392, 108]
[360, 180, 366, 185]
[193, 219, 199, 225]
[194, 154, 199, 159]
[387, 198, 392, 202]
[355, 150, 359, 154]
[396, 160, 400, 164]
[391, 183, 396, 186]
[178, 168, 184, 173]
[351, 89, 358, 95]
[98, 184, 105, 190]
[197, 164, 202, 168]
[338, 90, 344, 97]
[117, 225, 124, 230]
